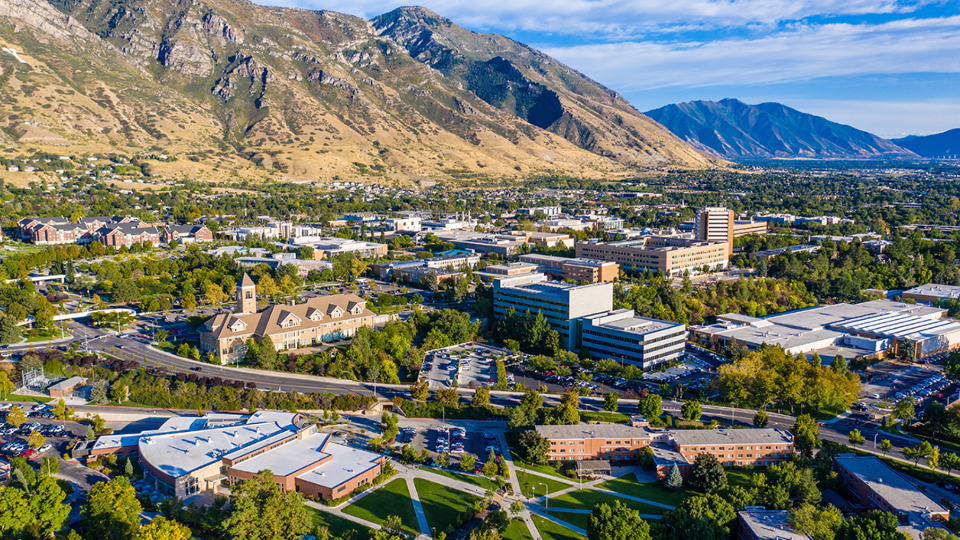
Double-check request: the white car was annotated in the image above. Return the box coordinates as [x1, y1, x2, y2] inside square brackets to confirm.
[37, 444, 52, 453]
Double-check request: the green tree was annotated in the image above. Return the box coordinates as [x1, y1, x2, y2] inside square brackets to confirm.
[664, 494, 736, 540]
[793, 414, 820, 457]
[28, 431, 45, 449]
[603, 392, 619, 412]
[0, 371, 13, 399]
[473, 387, 491, 407]
[638, 393, 662, 419]
[665, 464, 683, 491]
[753, 410, 769, 427]
[835, 510, 904, 540]
[904, 441, 934, 466]
[460, 454, 476, 472]
[7, 406, 25, 428]
[409, 380, 429, 401]
[134, 516, 192, 540]
[790, 503, 843, 540]
[587, 501, 651, 540]
[81, 476, 142, 540]
[880, 439, 892, 456]
[831, 355, 849, 375]
[848, 429, 866, 447]
[681, 400, 702, 421]
[894, 397, 917, 423]
[222, 469, 308, 540]
[518, 430, 549, 465]
[31, 475, 70, 537]
[0, 486, 32, 538]
[688, 454, 727, 494]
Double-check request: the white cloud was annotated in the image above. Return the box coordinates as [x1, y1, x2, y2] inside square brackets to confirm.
[259, 0, 938, 37]
[538, 16, 960, 90]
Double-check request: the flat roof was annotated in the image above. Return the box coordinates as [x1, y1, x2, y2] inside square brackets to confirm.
[669, 428, 793, 447]
[535, 424, 651, 440]
[835, 455, 947, 517]
[695, 322, 845, 351]
[47, 376, 86, 391]
[831, 312, 960, 341]
[139, 421, 297, 478]
[294, 437, 382, 489]
[230, 432, 329, 477]
[739, 510, 810, 540]
[904, 284, 960, 300]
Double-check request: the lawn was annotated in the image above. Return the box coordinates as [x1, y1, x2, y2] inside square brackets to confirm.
[414, 478, 483, 535]
[517, 469, 572, 498]
[501, 519, 534, 540]
[548, 511, 590, 531]
[726, 468, 756, 490]
[6, 394, 52, 403]
[307, 507, 370, 537]
[580, 411, 630, 424]
[513, 458, 575, 481]
[342, 479, 419, 535]
[597, 475, 688, 507]
[424, 468, 500, 492]
[549, 489, 669, 516]
[532, 514, 584, 540]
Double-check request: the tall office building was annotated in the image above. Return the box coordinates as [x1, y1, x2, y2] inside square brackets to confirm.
[493, 273, 613, 350]
[696, 206, 734, 260]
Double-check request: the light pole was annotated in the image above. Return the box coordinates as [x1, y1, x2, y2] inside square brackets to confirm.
[538, 482, 548, 512]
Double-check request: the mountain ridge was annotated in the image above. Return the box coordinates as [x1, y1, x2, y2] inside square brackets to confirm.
[894, 129, 960, 159]
[646, 98, 916, 160]
[0, 0, 714, 184]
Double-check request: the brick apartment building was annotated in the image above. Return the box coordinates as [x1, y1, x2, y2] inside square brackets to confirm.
[535, 424, 794, 478]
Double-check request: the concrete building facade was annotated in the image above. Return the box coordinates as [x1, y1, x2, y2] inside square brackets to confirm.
[576, 237, 728, 276]
[519, 254, 619, 283]
[580, 309, 686, 368]
[696, 206, 734, 260]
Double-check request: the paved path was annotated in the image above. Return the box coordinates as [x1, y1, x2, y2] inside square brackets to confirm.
[527, 508, 587, 536]
[497, 432, 543, 540]
[516, 467, 577, 485]
[404, 475, 432, 539]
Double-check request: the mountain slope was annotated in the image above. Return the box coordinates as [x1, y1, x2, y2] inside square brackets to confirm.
[0, 0, 712, 185]
[645, 98, 914, 160]
[372, 7, 713, 168]
[894, 129, 960, 158]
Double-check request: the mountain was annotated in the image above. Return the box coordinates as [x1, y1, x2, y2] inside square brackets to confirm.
[0, 0, 712, 185]
[645, 98, 915, 160]
[894, 129, 960, 158]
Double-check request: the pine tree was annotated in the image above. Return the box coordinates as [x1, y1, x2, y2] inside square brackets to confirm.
[665, 464, 683, 491]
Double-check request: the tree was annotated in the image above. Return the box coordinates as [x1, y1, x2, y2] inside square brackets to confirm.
[638, 393, 662, 419]
[928, 445, 941, 471]
[848, 429, 866, 447]
[382, 515, 403, 537]
[473, 387, 491, 407]
[904, 441, 934, 466]
[922, 528, 960, 540]
[664, 494, 736, 540]
[460, 454, 475, 472]
[753, 410, 769, 428]
[28, 431, 45, 449]
[124, 456, 134, 476]
[90, 379, 109, 404]
[793, 414, 820, 457]
[940, 451, 960, 476]
[587, 501, 651, 540]
[831, 355, 849, 375]
[409, 380, 429, 401]
[7, 406, 25, 428]
[688, 454, 727, 494]
[665, 464, 683, 491]
[517, 430, 549, 466]
[0, 486, 33, 538]
[790, 503, 843, 540]
[603, 392, 619, 412]
[0, 371, 13, 399]
[222, 469, 308, 540]
[681, 400, 702, 421]
[880, 439, 892, 456]
[134, 516, 192, 540]
[0, 315, 20, 345]
[82, 476, 142, 540]
[835, 510, 904, 540]
[894, 397, 917, 424]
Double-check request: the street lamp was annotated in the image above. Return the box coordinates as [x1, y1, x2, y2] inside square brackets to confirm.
[538, 482, 549, 512]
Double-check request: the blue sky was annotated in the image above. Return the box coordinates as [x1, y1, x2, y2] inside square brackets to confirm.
[260, 0, 960, 138]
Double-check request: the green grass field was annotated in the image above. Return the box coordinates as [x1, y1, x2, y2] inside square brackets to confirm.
[549, 489, 669, 516]
[342, 479, 419, 535]
[414, 478, 482, 535]
[6, 394, 52, 403]
[501, 518, 535, 540]
[307, 507, 370, 537]
[532, 514, 584, 540]
[597, 475, 687, 507]
[513, 458, 574, 481]
[517, 469, 572, 498]
[547, 511, 591, 531]
[424, 468, 500, 491]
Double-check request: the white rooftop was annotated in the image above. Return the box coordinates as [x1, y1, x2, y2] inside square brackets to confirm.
[904, 284, 960, 300]
[294, 436, 382, 489]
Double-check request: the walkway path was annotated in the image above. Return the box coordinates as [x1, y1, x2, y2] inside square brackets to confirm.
[498, 432, 543, 540]
[305, 500, 381, 532]
[404, 474, 432, 539]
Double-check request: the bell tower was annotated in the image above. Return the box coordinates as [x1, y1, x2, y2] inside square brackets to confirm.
[237, 273, 257, 313]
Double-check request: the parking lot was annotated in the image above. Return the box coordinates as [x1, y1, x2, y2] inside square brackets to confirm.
[861, 361, 948, 403]
[0, 402, 79, 461]
[395, 420, 502, 470]
[420, 343, 513, 390]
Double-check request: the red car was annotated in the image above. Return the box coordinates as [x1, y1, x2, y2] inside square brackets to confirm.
[815, 421, 825, 426]
[20, 448, 36, 459]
